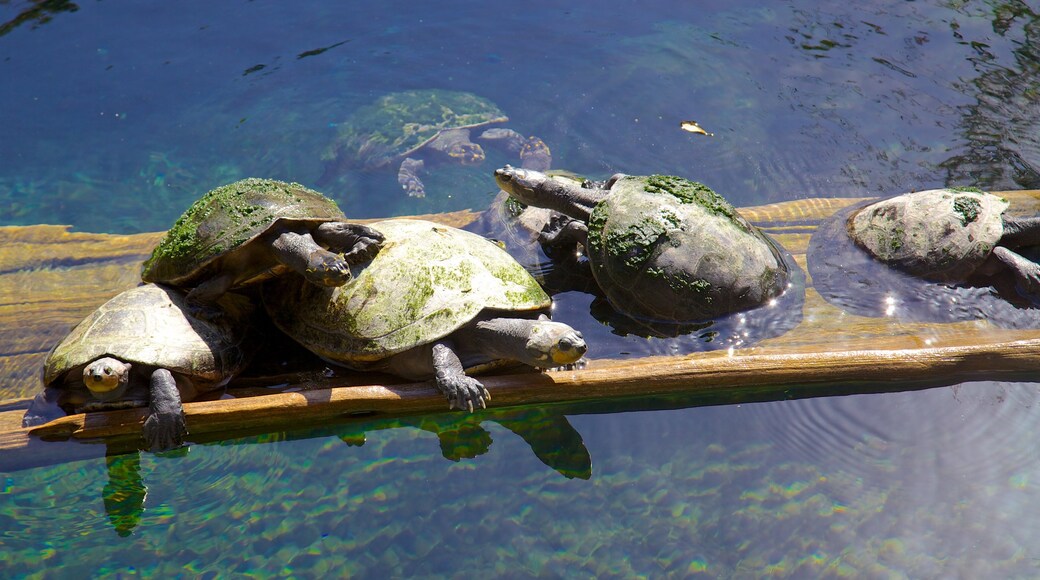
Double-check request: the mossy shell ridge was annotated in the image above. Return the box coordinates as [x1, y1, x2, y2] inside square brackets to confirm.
[325, 90, 508, 169]
[847, 188, 1008, 282]
[142, 178, 347, 285]
[43, 283, 256, 390]
[263, 219, 550, 364]
[586, 175, 788, 322]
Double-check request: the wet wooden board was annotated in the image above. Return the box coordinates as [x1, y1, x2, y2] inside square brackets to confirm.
[4, 193, 1040, 467]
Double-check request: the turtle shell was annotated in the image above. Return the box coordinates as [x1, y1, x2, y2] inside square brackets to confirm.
[324, 90, 509, 170]
[846, 188, 1009, 282]
[262, 219, 550, 365]
[43, 283, 256, 390]
[141, 178, 347, 287]
[585, 175, 789, 322]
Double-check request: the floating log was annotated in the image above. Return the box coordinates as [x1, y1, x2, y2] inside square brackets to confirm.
[4, 193, 1040, 469]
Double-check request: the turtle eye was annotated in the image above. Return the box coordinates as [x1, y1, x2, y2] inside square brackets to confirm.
[103, 366, 113, 375]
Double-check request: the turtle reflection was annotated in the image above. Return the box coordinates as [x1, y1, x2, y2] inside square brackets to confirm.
[98, 407, 591, 536]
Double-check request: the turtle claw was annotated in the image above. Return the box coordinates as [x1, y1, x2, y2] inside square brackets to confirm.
[540, 214, 587, 260]
[398, 158, 426, 198]
[305, 252, 353, 287]
[315, 223, 385, 259]
[143, 410, 186, 452]
[439, 375, 490, 413]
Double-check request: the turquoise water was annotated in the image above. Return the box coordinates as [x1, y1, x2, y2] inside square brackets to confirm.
[5, 1, 1040, 576]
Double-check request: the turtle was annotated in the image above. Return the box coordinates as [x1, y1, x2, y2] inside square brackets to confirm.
[262, 218, 587, 412]
[319, 89, 552, 198]
[141, 178, 383, 316]
[808, 187, 1040, 325]
[22, 283, 258, 451]
[494, 166, 792, 323]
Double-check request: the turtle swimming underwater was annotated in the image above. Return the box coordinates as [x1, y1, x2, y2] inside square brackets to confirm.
[808, 188, 1040, 325]
[23, 283, 258, 451]
[142, 178, 383, 316]
[262, 219, 587, 412]
[494, 166, 793, 324]
[320, 89, 552, 198]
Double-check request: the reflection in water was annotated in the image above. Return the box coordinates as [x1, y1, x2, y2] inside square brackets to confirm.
[942, 4, 1040, 190]
[0, 0, 78, 38]
[92, 406, 590, 537]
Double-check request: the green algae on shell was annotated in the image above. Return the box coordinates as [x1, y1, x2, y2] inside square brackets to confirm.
[262, 219, 550, 365]
[586, 175, 789, 322]
[323, 90, 509, 170]
[141, 178, 347, 286]
[846, 188, 1008, 283]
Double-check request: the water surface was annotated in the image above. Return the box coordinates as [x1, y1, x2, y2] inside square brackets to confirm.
[5, 0, 1040, 576]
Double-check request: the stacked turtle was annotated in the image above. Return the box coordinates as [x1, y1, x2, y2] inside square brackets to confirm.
[23, 178, 385, 450]
[24, 177, 587, 449]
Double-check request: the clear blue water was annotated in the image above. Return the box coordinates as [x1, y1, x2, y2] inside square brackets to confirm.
[5, 0, 1040, 576]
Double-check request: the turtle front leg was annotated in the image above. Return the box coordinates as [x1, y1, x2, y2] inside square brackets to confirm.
[991, 246, 1040, 300]
[540, 214, 589, 260]
[478, 128, 552, 171]
[312, 222, 385, 265]
[185, 272, 237, 319]
[271, 230, 353, 287]
[398, 157, 426, 198]
[431, 341, 490, 413]
[22, 386, 67, 427]
[142, 368, 186, 452]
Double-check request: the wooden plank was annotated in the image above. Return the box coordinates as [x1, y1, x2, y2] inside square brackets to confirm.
[3, 192, 1040, 467]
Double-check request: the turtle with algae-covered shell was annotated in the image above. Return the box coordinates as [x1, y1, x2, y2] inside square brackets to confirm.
[262, 219, 587, 412]
[142, 178, 383, 316]
[23, 283, 258, 451]
[808, 188, 1040, 325]
[494, 166, 796, 324]
[320, 89, 552, 198]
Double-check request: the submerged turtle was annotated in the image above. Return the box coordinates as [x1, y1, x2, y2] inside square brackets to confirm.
[23, 283, 258, 451]
[809, 188, 1040, 324]
[494, 166, 792, 323]
[262, 219, 587, 412]
[142, 178, 383, 315]
[320, 89, 552, 197]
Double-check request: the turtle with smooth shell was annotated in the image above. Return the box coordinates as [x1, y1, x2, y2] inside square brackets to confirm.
[320, 89, 552, 197]
[494, 166, 791, 323]
[23, 283, 258, 451]
[262, 219, 587, 412]
[809, 188, 1040, 324]
[142, 178, 383, 316]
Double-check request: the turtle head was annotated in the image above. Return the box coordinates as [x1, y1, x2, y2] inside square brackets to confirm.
[495, 165, 597, 219]
[83, 357, 132, 401]
[524, 316, 587, 368]
[494, 165, 548, 205]
[448, 141, 485, 165]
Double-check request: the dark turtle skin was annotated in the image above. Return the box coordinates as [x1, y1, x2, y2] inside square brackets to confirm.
[319, 89, 552, 198]
[23, 284, 258, 451]
[142, 178, 383, 316]
[494, 166, 793, 324]
[262, 219, 587, 413]
[808, 188, 1040, 326]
